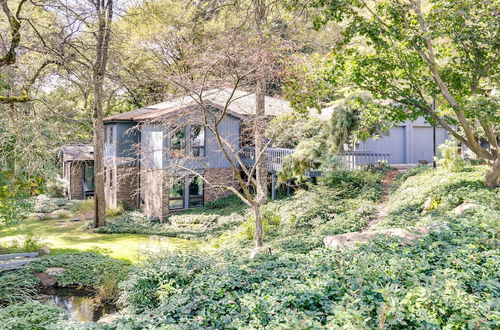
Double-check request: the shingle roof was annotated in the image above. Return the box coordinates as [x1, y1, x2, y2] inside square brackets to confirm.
[60, 144, 94, 161]
[104, 88, 294, 122]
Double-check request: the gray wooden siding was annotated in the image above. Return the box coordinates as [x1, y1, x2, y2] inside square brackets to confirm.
[140, 118, 240, 171]
[104, 121, 140, 161]
[141, 125, 163, 169]
[356, 117, 451, 164]
[357, 127, 406, 164]
[411, 126, 449, 163]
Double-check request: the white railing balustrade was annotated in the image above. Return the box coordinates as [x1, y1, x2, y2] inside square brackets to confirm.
[241, 147, 390, 173]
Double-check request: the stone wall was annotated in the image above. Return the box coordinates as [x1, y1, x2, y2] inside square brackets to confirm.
[68, 161, 84, 200]
[116, 166, 140, 210]
[204, 168, 239, 203]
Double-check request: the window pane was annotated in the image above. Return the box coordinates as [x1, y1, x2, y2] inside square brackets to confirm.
[169, 199, 184, 209]
[84, 165, 94, 190]
[189, 198, 203, 208]
[188, 176, 203, 208]
[192, 126, 205, 146]
[171, 127, 186, 149]
[189, 176, 203, 196]
[170, 177, 185, 198]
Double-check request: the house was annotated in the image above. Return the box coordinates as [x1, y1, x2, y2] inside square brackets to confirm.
[103, 88, 293, 219]
[63, 89, 452, 218]
[58, 144, 95, 199]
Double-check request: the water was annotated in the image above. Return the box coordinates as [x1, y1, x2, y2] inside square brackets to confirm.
[39, 287, 117, 322]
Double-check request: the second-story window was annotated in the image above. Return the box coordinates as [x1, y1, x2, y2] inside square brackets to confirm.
[191, 125, 205, 157]
[170, 126, 186, 158]
[108, 125, 113, 145]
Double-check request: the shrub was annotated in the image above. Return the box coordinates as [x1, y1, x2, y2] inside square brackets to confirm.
[70, 198, 94, 214]
[0, 301, 67, 329]
[319, 169, 383, 201]
[435, 139, 465, 172]
[33, 195, 73, 214]
[0, 234, 44, 254]
[118, 252, 214, 313]
[45, 177, 67, 198]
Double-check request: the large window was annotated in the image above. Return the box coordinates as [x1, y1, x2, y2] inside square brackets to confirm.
[168, 175, 204, 210]
[188, 176, 204, 207]
[191, 125, 205, 157]
[83, 163, 94, 191]
[169, 177, 185, 210]
[170, 127, 186, 158]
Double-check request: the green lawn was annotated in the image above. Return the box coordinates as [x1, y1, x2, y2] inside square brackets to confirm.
[0, 219, 199, 262]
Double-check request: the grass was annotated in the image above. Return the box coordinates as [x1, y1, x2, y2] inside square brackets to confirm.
[0, 219, 199, 262]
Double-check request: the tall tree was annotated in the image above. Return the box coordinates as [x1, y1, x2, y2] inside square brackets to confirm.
[91, 0, 113, 227]
[309, 0, 499, 186]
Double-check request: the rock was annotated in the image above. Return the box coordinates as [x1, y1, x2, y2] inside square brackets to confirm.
[98, 313, 120, 324]
[35, 272, 57, 287]
[45, 209, 72, 219]
[30, 213, 47, 220]
[324, 226, 441, 249]
[45, 267, 65, 277]
[38, 246, 51, 255]
[249, 246, 272, 259]
[452, 202, 479, 215]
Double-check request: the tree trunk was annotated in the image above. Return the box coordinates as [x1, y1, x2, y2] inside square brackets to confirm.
[252, 204, 264, 247]
[485, 157, 500, 188]
[93, 83, 106, 227]
[254, 79, 268, 203]
[91, 0, 113, 228]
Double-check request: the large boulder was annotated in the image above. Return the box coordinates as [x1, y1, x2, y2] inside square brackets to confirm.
[452, 202, 480, 215]
[324, 224, 446, 249]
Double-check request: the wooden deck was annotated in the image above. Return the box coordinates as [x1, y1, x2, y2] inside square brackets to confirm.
[241, 147, 391, 173]
[0, 252, 40, 271]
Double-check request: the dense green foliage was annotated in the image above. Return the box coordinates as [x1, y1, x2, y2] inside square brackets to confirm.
[0, 301, 67, 330]
[111, 166, 499, 328]
[95, 196, 247, 239]
[25, 252, 131, 289]
[381, 165, 499, 229]
[0, 270, 38, 306]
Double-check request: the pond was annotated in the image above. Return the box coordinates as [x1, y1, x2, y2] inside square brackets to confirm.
[39, 287, 117, 322]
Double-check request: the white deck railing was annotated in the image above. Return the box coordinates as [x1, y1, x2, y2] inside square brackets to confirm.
[242, 147, 390, 173]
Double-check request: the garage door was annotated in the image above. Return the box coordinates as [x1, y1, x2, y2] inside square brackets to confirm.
[357, 126, 406, 164]
[411, 126, 450, 163]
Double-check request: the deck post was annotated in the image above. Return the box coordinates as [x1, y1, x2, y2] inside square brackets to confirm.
[271, 172, 277, 200]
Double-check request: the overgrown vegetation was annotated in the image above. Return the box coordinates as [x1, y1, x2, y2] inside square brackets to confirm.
[0, 301, 67, 329]
[111, 165, 499, 328]
[0, 234, 44, 254]
[25, 252, 131, 293]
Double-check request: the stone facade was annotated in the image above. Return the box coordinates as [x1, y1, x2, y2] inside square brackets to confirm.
[106, 165, 140, 210]
[204, 168, 239, 203]
[68, 161, 84, 200]
[117, 166, 140, 209]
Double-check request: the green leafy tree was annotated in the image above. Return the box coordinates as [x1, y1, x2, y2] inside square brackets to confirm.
[309, 0, 500, 186]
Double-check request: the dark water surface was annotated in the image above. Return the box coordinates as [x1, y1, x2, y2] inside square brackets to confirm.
[39, 287, 117, 322]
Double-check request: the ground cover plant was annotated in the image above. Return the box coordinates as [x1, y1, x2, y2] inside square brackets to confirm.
[110, 165, 499, 329]
[95, 195, 249, 239]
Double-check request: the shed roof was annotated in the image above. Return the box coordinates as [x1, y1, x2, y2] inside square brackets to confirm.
[59, 144, 94, 162]
[104, 88, 294, 122]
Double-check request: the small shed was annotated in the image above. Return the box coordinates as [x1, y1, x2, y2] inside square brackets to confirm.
[58, 144, 94, 200]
